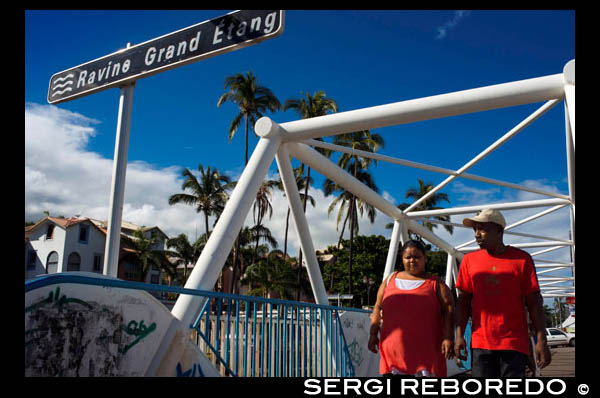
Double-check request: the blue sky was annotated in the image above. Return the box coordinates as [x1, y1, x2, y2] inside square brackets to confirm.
[25, 10, 575, 286]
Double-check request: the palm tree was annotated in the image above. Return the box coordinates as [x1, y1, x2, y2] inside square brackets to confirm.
[230, 224, 278, 295]
[252, 179, 279, 227]
[164, 233, 205, 284]
[385, 179, 454, 237]
[283, 90, 337, 206]
[217, 71, 281, 166]
[324, 129, 384, 297]
[283, 90, 338, 267]
[325, 169, 379, 246]
[168, 165, 235, 238]
[121, 229, 167, 283]
[251, 178, 279, 261]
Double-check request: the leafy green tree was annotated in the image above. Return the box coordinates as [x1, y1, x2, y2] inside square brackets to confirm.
[242, 250, 297, 300]
[217, 71, 281, 166]
[321, 235, 450, 308]
[321, 235, 389, 307]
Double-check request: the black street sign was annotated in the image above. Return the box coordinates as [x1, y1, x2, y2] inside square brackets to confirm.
[48, 10, 284, 104]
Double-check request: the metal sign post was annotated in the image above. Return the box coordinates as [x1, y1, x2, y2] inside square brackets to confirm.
[47, 10, 285, 279]
[103, 81, 135, 277]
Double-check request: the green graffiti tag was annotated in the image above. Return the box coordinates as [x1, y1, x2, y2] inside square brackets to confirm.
[118, 319, 157, 354]
[25, 286, 92, 313]
[347, 337, 364, 367]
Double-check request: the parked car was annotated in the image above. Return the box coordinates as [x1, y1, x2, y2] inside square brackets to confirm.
[546, 328, 575, 347]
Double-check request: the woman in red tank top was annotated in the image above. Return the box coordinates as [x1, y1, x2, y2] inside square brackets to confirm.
[367, 240, 455, 376]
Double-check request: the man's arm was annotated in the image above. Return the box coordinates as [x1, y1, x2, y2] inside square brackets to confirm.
[526, 291, 552, 368]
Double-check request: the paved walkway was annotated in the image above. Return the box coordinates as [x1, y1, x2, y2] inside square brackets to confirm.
[539, 347, 575, 377]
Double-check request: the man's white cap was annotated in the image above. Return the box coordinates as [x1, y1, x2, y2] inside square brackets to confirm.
[462, 208, 506, 229]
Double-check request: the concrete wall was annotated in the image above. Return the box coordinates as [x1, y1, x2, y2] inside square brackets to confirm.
[25, 272, 219, 377]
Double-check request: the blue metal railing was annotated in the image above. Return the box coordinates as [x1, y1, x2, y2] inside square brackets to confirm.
[191, 292, 363, 377]
[25, 274, 361, 377]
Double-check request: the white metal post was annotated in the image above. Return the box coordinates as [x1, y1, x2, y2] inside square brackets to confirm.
[383, 220, 402, 281]
[563, 59, 575, 285]
[445, 254, 455, 288]
[275, 143, 329, 305]
[400, 220, 409, 244]
[171, 135, 281, 327]
[103, 81, 135, 278]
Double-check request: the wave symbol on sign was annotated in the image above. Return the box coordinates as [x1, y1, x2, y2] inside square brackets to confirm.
[51, 74, 74, 97]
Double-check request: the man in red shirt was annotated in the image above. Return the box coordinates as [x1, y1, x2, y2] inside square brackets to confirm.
[454, 208, 551, 377]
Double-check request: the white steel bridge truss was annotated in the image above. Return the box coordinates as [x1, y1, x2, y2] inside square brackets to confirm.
[170, 60, 575, 327]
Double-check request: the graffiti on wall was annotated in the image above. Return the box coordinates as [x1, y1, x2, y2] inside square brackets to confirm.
[176, 362, 205, 377]
[25, 286, 157, 376]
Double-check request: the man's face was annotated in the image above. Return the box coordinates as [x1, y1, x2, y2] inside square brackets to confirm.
[472, 221, 502, 249]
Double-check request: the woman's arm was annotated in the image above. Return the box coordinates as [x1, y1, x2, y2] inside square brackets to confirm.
[367, 281, 387, 353]
[437, 278, 455, 359]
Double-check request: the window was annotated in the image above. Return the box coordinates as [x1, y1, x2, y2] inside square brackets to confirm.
[27, 250, 37, 270]
[93, 254, 103, 273]
[46, 224, 55, 240]
[123, 262, 141, 280]
[67, 252, 81, 272]
[550, 329, 566, 337]
[46, 251, 59, 274]
[151, 274, 159, 284]
[79, 224, 89, 243]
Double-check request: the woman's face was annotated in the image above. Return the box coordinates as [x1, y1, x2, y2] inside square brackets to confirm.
[402, 246, 426, 275]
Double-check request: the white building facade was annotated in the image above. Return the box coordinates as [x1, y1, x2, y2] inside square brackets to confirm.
[25, 216, 167, 285]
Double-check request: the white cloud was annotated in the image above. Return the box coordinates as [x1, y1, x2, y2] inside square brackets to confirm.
[435, 10, 471, 40]
[24, 103, 366, 257]
[25, 102, 573, 293]
[25, 103, 201, 239]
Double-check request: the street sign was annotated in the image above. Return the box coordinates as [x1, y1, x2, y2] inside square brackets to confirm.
[48, 10, 284, 104]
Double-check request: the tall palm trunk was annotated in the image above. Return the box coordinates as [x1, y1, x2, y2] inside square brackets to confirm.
[232, 116, 250, 294]
[347, 160, 359, 299]
[296, 166, 312, 301]
[244, 114, 249, 166]
[204, 212, 210, 240]
[284, 208, 290, 259]
[348, 194, 355, 297]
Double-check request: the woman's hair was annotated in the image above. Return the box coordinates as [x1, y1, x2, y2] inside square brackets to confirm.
[400, 239, 427, 257]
